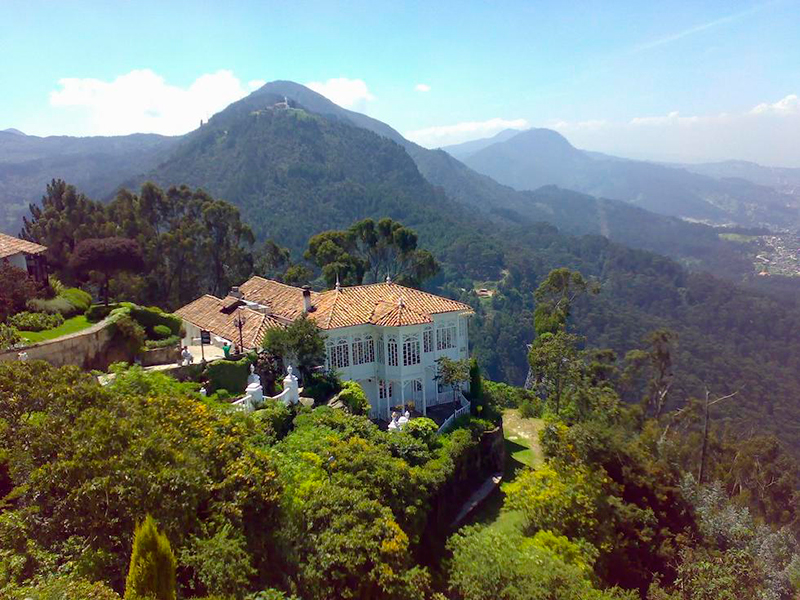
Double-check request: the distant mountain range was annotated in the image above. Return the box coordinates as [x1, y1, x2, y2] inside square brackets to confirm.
[0, 80, 790, 280]
[6, 81, 800, 449]
[444, 128, 800, 229]
[0, 130, 178, 230]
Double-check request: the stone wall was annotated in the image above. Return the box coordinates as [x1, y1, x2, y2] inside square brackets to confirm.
[0, 318, 133, 370]
[141, 344, 181, 367]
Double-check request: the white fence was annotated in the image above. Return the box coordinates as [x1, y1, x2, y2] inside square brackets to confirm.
[437, 392, 471, 434]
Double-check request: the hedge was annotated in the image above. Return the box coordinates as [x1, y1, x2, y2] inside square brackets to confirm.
[27, 288, 91, 318]
[8, 311, 64, 332]
[129, 305, 182, 337]
[86, 303, 120, 322]
[145, 335, 181, 349]
[152, 324, 172, 339]
[205, 357, 251, 394]
[27, 297, 77, 317]
[60, 288, 92, 312]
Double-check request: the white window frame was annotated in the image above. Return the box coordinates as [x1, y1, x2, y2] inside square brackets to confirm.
[329, 337, 350, 369]
[351, 335, 375, 366]
[436, 321, 457, 351]
[423, 327, 433, 353]
[402, 333, 421, 366]
[379, 379, 393, 400]
[387, 336, 398, 367]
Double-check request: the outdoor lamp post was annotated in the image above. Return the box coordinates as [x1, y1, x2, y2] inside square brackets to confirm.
[234, 309, 246, 353]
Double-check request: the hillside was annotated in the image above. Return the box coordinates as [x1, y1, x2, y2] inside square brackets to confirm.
[458, 128, 799, 229]
[0, 81, 769, 282]
[124, 88, 800, 454]
[244, 83, 764, 280]
[0, 130, 178, 231]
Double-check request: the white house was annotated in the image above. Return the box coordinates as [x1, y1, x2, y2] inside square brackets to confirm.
[0, 233, 47, 282]
[176, 276, 473, 419]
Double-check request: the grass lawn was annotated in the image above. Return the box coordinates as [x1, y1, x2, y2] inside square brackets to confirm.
[459, 409, 544, 532]
[20, 315, 93, 343]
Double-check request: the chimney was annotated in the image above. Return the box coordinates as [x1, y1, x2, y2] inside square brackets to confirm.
[229, 286, 243, 299]
[302, 285, 314, 313]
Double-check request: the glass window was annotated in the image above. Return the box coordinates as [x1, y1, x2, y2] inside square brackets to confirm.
[436, 322, 457, 350]
[329, 337, 350, 369]
[402, 333, 420, 366]
[388, 336, 398, 367]
[423, 327, 433, 353]
[376, 335, 384, 364]
[351, 335, 375, 365]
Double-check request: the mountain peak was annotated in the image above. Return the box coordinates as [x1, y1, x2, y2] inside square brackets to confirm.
[1, 128, 25, 136]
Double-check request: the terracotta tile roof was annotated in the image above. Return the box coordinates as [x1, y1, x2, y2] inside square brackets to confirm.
[368, 300, 432, 327]
[311, 282, 472, 329]
[174, 294, 283, 350]
[239, 276, 320, 321]
[0, 233, 46, 259]
[234, 277, 472, 330]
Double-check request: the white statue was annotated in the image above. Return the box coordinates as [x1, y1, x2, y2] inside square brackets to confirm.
[388, 411, 400, 432]
[247, 363, 261, 386]
[398, 410, 409, 429]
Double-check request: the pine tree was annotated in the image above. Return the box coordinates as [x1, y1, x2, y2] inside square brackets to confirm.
[124, 515, 177, 600]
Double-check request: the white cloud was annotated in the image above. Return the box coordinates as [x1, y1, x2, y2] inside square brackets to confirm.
[248, 79, 266, 91]
[751, 94, 799, 115]
[49, 69, 256, 136]
[548, 94, 800, 166]
[305, 77, 375, 111]
[405, 117, 529, 147]
[415, 83, 431, 93]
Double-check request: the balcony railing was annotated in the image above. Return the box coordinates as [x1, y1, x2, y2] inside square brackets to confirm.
[437, 391, 471, 434]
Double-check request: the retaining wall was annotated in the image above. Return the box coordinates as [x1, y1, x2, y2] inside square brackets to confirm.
[0, 318, 132, 370]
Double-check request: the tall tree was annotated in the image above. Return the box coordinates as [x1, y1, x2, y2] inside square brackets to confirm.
[305, 218, 438, 288]
[69, 237, 145, 305]
[21, 179, 109, 277]
[533, 268, 595, 335]
[262, 314, 326, 381]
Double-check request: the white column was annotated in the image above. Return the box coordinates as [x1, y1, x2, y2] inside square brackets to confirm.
[400, 378, 406, 410]
[421, 377, 427, 416]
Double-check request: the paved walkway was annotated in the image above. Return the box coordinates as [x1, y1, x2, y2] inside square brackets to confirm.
[451, 472, 503, 527]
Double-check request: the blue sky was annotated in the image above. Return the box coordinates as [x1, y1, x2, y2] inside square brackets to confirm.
[2, 0, 800, 164]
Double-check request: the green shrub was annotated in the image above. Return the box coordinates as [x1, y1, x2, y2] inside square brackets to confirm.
[60, 287, 92, 312]
[337, 380, 370, 415]
[27, 288, 91, 318]
[47, 274, 65, 297]
[8, 311, 64, 332]
[519, 397, 542, 419]
[205, 358, 251, 394]
[27, 296, 76, 316]
[114, 315, 146, 354]
[0, 323, 20, 349]
[180, 524, 256, 599]
[152, 324, 172, 340]
[484, 380, 538, 409]
[145, 335, 181, 350]
[9, 575, 122, 600]
[254, 398, 293, 439]
[124, 515, 176, 600]
[129, 305, 182, 336]
[403, 417, 439, 447]
[303, 371, 341, 403]
[86, 303, 120, 322]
